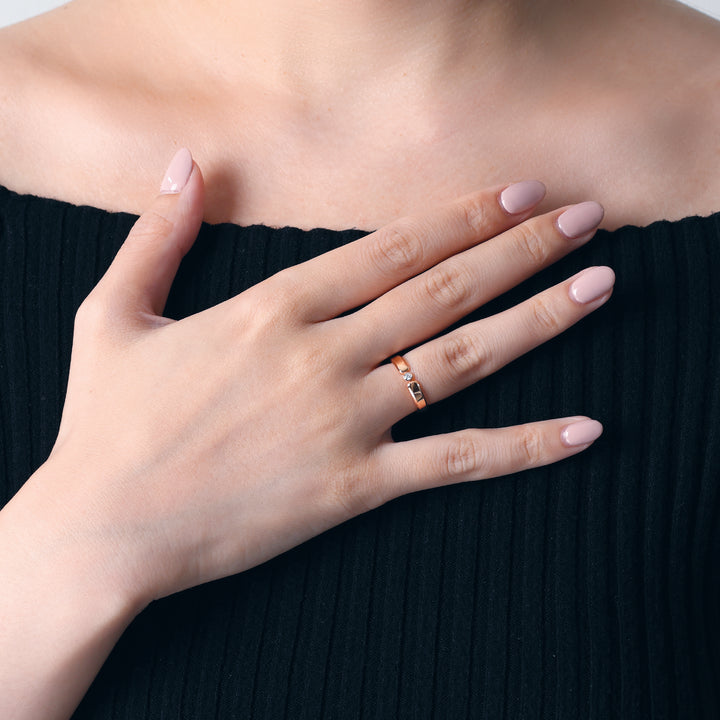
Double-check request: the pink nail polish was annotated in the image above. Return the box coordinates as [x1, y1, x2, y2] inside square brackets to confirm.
[499, 180, 547, 214]
[569, 266, 615, 304]
[160, 148, 193, 194]
[561, 419, 603, 447]
[557, 201, 604, 239]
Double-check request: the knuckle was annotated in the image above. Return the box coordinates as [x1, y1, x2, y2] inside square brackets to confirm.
[257, 270, 305, 321]
[440, 333, 488, 382]
[443, 433, 487, 478]
[131, 209, 175, 242]
[458, 194, 490, 235]
[326, 474, 357, 515]
[530, 296, 562, 334]
[422, 262, 471, 311]
[514, 222, 550, 266]
[334, 476, 375, 516]
[73, 293, 108, 333]
[517, 428, 547, 467]
[326, 458, 379, 516]
[294, 334, 333, 378]
[369, 222, 424, 276]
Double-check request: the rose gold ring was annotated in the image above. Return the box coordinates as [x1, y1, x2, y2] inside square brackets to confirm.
[391, 355, 427, 411]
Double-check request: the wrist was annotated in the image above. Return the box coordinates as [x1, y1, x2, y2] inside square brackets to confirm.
[1, 458, 148, 623]
[0, 461, 145, 720]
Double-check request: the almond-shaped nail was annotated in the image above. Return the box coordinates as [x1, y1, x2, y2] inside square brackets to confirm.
[499, 180, 547, 214]
[561, 419, 603, 447]
[557, 201, 604, 239]
[569, 266, 615, 304]
[160, 148, 193, 194]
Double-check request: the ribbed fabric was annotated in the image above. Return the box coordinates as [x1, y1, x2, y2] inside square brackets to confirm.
[1, 182, 719, 719]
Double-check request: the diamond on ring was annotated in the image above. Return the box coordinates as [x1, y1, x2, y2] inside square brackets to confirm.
[390, 355, 427, 411]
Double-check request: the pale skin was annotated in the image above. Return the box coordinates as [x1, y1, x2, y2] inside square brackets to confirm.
[1, 152, 612, 720]
[0, 0, 718, 228]
[0, 0, 718, 718]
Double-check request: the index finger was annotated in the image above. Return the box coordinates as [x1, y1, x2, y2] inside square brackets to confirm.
[292, 181, 546, 321]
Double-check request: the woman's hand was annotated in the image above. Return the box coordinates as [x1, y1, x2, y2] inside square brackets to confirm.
[0, 148, 613, 720]
[15, 149, 612, 608]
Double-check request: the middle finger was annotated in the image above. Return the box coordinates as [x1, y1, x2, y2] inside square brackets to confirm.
[351, 201, 604, 366]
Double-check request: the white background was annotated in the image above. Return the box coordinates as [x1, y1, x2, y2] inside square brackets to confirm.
[0, 0, 719, 27]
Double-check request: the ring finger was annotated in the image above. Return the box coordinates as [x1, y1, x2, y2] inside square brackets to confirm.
[366, 265, 615, 428]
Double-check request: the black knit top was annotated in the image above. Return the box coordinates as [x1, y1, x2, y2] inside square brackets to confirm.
[1, 183, 719, 719]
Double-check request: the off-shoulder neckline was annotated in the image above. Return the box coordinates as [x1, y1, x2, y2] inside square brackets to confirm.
[1, 182, 719, 237]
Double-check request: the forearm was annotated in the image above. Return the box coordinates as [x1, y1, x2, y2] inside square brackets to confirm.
[0, 461, 142, 720]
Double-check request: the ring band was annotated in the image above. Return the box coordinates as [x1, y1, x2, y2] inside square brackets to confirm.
[391, 355, 427, 411]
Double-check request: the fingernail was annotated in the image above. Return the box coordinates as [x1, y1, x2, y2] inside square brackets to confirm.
[561, 419, 603, 447]
[557, 201, 604, 239]
[499, 180, 547, 214]
[160, 148, 193, 194]
[569, 266, 615, 304]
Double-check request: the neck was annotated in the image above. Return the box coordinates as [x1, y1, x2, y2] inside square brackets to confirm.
[124, 0, 635, 101]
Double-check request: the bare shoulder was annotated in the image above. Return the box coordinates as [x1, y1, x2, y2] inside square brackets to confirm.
[637, 4, 720, 220]
[0, 5, 164, 212]
[0, 0, 718, 230]
[624, 65, 720, 226]
[0, 10, 95, 200]
[578, 4, 720, 228]
[0, 19, 48, 192]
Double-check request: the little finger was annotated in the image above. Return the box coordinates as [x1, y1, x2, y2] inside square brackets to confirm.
[365, 417, 603, 506]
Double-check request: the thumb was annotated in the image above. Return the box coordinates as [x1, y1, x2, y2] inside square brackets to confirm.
[94, 147, 205, 323]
